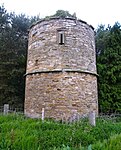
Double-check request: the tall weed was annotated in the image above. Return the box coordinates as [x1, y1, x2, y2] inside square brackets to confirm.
[0, 114, 121, 149]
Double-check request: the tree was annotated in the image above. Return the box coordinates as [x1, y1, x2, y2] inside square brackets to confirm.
[0, 5, 31, 108]
[0, 5, 40, 108]
[0, 5, 12, 105]
[96, 23, 121, 113]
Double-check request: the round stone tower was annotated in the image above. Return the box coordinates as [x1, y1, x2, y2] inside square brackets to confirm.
[25, 17, 98, 120]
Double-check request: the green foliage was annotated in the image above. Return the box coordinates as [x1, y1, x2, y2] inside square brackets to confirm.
[0, 8, 26, 107]
[53, 10, 74, 18]
[0, 114, 121, 149]
[0, 5, 40, 108]
[96, 23, 121, 113]
[92, 134, 121, 150]
[45, 10, 75, 19]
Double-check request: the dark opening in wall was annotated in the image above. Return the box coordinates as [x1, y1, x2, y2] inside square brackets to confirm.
[59, 33, 65, 45]
[57, 88, 61, 91]
[35, 59, 38, 66]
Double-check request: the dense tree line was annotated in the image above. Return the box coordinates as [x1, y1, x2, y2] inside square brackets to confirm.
[0, 5, 39, 108]
[0, 6, 121, 112]
[96, 23, 121, 113]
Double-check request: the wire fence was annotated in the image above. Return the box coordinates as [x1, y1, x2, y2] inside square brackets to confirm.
[0, 104, 24, 114]
[1, 104, 121, 126]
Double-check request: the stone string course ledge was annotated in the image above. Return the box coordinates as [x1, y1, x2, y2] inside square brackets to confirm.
[25, 17, 98, 120]
[24, 69, 98, 77]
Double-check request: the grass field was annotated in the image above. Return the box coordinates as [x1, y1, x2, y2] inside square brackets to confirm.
[0, 114, 121, 149]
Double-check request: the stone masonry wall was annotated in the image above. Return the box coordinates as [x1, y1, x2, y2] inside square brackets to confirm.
[25, 18, 98, 120]
[25, 72, 98, 120]
[27, 18, 96, 74]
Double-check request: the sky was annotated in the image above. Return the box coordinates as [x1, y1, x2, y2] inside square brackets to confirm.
[0, 0, 121, 28]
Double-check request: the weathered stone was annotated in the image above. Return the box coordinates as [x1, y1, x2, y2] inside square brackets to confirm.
[24, 17, 98, 120]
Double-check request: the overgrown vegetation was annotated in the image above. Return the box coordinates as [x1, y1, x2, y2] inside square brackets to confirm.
[91, 134, 121, 150]
[45, 10, 75, 19]
[0, 114, 121, 149]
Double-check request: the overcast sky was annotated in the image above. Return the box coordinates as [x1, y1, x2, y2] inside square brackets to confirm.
[0, 0, 121, 28]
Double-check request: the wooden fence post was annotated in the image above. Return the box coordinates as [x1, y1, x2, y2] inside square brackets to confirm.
[4, 104, 9, 115]
[42, 108, 45, 121]
[89, 111, 96, 126]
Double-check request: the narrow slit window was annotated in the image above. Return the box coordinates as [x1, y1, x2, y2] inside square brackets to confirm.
[59, 33, 65, 45]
